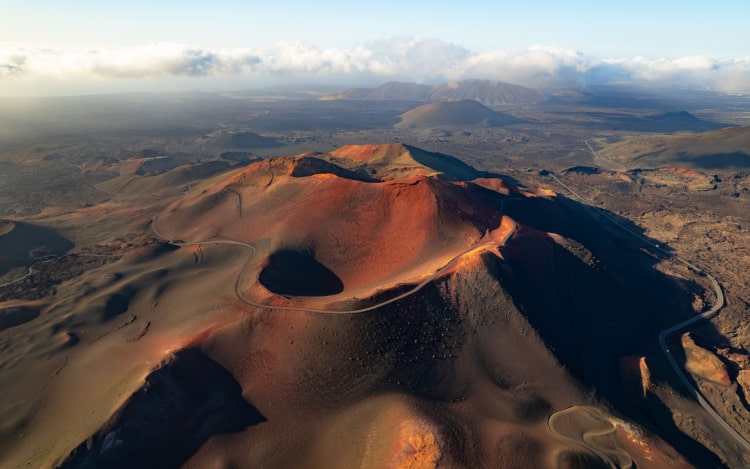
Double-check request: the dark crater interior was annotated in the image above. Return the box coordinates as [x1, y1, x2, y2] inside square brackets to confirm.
[259, 249, 344, 296]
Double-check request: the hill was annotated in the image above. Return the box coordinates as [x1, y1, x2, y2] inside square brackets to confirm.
[599, 125, 750, 169]
[601, 110, 728, 133]
[395, 100, 523, 129]
[97, 160, 239, 197]
[327, 142, 483, 180]
[323, 79, 542, 106]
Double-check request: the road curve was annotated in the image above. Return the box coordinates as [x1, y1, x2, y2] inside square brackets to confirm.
[548, 172, 750, 453]
[0, 256, 58, 289]
[0, 266, 35, 289]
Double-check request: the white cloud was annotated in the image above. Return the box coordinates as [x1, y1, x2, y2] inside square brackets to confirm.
[2, 38, 750, 95]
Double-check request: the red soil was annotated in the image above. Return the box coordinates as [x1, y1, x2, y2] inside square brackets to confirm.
[157, 154, 508, 303]
[659, 166, 706, 179]
[329, 143, 408, 162]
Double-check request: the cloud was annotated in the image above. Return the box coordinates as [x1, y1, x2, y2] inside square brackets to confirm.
[2, 38, 750, 94]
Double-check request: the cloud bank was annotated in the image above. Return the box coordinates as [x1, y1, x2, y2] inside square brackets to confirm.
[2, 38, 750, 95]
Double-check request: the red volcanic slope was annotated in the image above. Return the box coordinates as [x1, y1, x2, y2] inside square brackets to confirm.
[329, 143, 483, 181]
[157, 148, 508, 300]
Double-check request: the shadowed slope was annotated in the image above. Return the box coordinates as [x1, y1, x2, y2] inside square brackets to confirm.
[59, 349, 264, 469]
[0, 220, 74, 276]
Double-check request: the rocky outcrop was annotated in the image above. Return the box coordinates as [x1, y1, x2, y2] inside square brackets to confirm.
[681, 333, 730, 386]
[620, 356, 652, 399]
[717, 348, 750, 370]
[737, 371, 750, 402]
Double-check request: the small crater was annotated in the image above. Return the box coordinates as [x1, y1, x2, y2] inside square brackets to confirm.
[0, 306, 40, 330]
[101, 291, 134, 321]
[259, 249, 343, 296]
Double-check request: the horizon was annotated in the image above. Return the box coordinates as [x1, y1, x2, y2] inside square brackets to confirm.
[2, 1, 750, 97]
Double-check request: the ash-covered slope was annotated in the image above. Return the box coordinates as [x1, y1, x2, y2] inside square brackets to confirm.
[8, 144, 726, 467]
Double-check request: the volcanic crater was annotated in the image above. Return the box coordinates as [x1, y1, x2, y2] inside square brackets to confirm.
[258, 249, 344, 297]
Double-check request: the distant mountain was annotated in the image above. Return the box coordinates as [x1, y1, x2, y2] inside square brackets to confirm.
[545, 83, 750, 111]
[428, 79, 542, 106]
[323, 79, 542, 106]
[322, 82, 432, 101]
[604, 111, 727, 133]
[395, 100, 523, 129]
[651, 110, 698, 123]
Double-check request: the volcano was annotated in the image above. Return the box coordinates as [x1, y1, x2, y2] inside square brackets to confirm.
[2, 143, 722, 468]
[396, 100, 523, 129]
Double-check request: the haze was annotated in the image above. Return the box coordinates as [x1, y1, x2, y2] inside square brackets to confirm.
[2, 0, 750, 96]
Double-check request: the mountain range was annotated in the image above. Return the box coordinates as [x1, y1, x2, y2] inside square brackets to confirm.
[322, 79, 543, 107]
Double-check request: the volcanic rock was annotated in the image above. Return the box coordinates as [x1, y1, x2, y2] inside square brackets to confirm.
[682, 333, 730, 386]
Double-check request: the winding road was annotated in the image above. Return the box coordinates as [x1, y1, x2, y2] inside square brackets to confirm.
[0, 256, 59, 289]
[547, 170, 750, 453]
[0, 266, 36, 289]
[548, 406, 635, 468]
[0, 253, 125, 290]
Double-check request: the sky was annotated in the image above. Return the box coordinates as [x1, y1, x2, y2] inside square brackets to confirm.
[2, 0, 750, 96]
